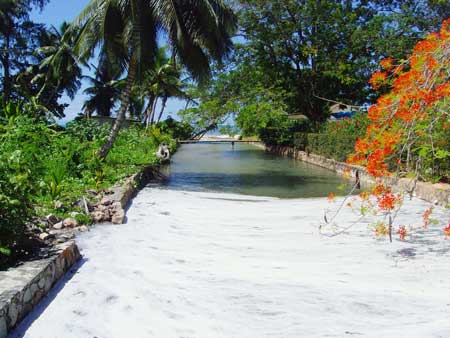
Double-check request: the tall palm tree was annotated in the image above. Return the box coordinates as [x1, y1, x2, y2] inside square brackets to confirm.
[72, 0, 237, 159]
[33, 22, 83, 102]
[140, 47, 186, 126]
[83, 63, 122, 117]
[140, 46, 169, 126]
[153, 66, 186, 124]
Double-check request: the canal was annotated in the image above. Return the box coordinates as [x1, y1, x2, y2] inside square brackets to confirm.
[160, 143, 355, 198]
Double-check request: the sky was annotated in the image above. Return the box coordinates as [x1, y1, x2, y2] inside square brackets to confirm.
[30, 0, 186, 124]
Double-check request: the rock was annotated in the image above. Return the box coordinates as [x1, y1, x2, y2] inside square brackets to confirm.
[111, 201, 122, 211]
[0, 315, 7, 338]
[62, 218, 79, 228]
[38, 232, 55, 241]
[8, 303, 18, 327]
[53, 221, 64, 230]
[23, 288, 32, 303]
[37, 277, 45, 289]
[100, 197, 114, 206]
[91, 211, 104, 223]
[79, 225, 89, 232]
[45, 214, 60, 226]
[96, 204, 107, 212]
[111, 209, 125, 224]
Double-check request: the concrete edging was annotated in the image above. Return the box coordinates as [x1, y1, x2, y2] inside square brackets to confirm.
[265, 145, 450, 207]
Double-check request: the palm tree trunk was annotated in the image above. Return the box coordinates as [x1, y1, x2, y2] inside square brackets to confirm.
[156, 96, 168, 123]
[1, 33, 11, 100]
[98, 58, 137, 160]
[149, 96, 159, 125]
[143, 95, 155, 127]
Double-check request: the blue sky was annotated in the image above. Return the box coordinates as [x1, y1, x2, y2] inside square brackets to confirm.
[31, 1, 186, 124]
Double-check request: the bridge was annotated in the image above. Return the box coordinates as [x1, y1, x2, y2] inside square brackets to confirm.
[179, 139, 260, 144]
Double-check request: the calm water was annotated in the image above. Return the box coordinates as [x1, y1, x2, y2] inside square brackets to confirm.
[160, 143, 356, 198]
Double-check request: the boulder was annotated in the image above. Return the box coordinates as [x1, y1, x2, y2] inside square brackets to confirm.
[53, 222, 64, 230]
[91, 211, 104, 223]
[111, 209, 125, 224]
[78, 225, 89, 232]
[38, 232, 55, 241]
[45, 214, 60, 226]
[62, 218, 79, 228]
[100, 197, 114, 206]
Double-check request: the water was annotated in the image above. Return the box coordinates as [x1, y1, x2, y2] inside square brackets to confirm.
[160, 143, 356, 198]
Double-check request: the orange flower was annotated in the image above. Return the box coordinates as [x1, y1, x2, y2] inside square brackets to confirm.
[444, 222, 450, 239]
[377, 192, 398, 211]
[369, 71, 388, 90]
[397, 225, 407, 240]
[423, 207, 433, 229]
[328, 192, 336, 202]
[380, 57, 394, 70]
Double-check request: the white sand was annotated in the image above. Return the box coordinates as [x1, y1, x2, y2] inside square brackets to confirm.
[11, 188, 450, 338]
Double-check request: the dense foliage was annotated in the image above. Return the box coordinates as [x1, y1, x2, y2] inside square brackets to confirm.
[323, 19, 450, 242]
[349, 20, 450, 183]
[233, 0, 450, 121]
[0, 104, 175, 258]
[293, 113, 371, 161]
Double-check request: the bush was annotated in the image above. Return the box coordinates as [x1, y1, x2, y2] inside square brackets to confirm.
[0, 111, 175, 259]
[294, 132, 359, 162]
[0, 116, 51, 253]
[156, 117, 194, 140]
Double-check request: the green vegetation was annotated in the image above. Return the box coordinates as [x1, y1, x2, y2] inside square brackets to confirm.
[0, 102, 175, 264]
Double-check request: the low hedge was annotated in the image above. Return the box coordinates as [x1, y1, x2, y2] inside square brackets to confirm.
[294, 132, 358, 162]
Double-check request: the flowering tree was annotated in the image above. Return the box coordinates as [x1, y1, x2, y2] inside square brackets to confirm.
[323, 19, 450, 241]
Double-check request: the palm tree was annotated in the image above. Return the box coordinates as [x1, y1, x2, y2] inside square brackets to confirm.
[82, 63, 122, 117]
[33, 22, 83, 103]
[153, 66, 186, 124]
[72, 0, 237, 160]
[140, 47, 186, 126]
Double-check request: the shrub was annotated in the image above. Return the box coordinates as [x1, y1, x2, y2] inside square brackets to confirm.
[0, 116, 50, 253]
[156, 117, 194, 140]
[294, 132, 359, 162]
[0, 112, 176, 260]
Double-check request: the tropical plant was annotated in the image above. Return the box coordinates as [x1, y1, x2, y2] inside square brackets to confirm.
[83, 62, 122, 117]
[234, 0, 450, 120]
[71, 0, 237, 160]
[324, 19, 450, 242]
[0, 0, 49, 100]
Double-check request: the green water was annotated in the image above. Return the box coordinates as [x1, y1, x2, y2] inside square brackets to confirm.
[160, 143, 356, 198]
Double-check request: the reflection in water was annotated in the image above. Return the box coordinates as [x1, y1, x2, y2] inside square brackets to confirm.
[160, 143, 358, 198]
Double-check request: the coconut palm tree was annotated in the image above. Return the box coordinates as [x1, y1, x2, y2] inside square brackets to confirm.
[153, 66, 186, 124]
[32, 22, 83, 102]
[72, 0, 237, 159]
[140, 47, 186, 126]
[82, 62, 122, 117]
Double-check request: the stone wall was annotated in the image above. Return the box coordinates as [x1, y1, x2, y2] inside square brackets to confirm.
[265, 145, 450, 207]
[0, 242, 80, 338]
